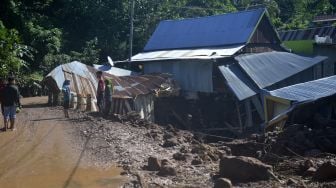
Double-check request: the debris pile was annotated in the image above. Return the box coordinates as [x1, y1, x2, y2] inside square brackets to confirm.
[262, 124, 336, 156]
[65, 108, 336, 188]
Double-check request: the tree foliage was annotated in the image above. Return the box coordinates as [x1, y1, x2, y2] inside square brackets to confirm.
[0, 0, 336, 82]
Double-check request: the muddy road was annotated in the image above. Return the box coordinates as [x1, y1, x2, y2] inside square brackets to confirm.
[0, 97, 125, 188]
[2, 97, 335, 188]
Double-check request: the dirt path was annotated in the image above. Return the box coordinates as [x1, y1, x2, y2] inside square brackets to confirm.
[0, 97, 126, 188]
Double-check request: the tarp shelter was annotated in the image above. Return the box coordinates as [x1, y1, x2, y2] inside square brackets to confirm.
[44, 61, 179, 121]
[264, 75, 336, 130]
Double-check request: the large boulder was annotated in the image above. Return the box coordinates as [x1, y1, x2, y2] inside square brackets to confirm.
[219, 156, 273, 183]
[314, 160, 336, 181]
[214, 178, 232, 188]
[158, 165, 177, 176]
[147, 156, 161, 171]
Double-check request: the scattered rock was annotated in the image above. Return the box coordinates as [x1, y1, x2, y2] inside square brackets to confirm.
[286, 178, 298, 186]
[300, 159, 315, 172]
[158, 165, 177, 176]
[173, 152, 187, 161]
[191, 144, 207, 154]
[314, 160, 336, 181]
[180, 145, 190, 153]
[162, 138, 179, 147]
[303, 167, 316, 177]
[161, 159, 171, 166]
[163, 132, 174, 139]
[191, 157, 203, 165]
[120, 171, 128, 176]
[147, 156, 161, 171]
[214, 178, 232, 188]
[219, 156, 273, 183]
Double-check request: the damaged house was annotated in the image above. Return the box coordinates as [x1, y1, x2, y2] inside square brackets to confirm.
[43, 61, 179, 121]
[264, 75, 336, 131]
[131, 8, 327, 132]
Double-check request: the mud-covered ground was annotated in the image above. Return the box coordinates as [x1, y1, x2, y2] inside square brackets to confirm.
[6, 97, 335, 188]
[65, 107, 336, 188]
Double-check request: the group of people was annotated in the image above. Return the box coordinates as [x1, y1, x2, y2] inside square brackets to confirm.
[96, 71, 114, 117]
[0, 77, 21, 131]
[61, 71, 113, 118]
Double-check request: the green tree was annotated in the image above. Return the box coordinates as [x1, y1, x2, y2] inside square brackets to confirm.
[0, 20, 31, 77]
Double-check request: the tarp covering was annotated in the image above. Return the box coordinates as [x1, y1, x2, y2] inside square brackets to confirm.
[218, 64, 258, 101]
[44, 61, 178, 99]
[93, 64, 136, 76]
[269, 75, 336, 102]
[132, 45, 245, 62]
[236, 52, 327, 89]
[144, 8, 265, 51]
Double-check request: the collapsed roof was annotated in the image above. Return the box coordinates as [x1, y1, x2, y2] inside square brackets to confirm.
[218, 52, 327, 101]
[269, 75, 336, 103]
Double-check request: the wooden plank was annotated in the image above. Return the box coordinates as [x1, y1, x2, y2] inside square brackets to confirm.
[171, 110, 189, 130]
[235, 101, 243, 132]
[125, 99, 132, 112]
[244, 99, 253, 127]
[119, 99, 124, 114]
[251, 96, 265, 121]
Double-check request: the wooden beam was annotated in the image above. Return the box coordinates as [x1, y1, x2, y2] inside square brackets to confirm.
[235, 100, 243, 132]
[252, 96, 265, 121]
[244, 99, 253, 127]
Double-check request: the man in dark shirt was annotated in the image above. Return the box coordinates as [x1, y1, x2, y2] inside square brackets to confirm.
[2, 77, 21, 131]
[0, 78, 7, 130]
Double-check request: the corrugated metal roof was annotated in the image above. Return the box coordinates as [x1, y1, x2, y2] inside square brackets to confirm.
[269, 75, 336, 102]
[313, 15, 336, 22]
[236, 52, 327, 89]
[144, 8, 265, 51]
[92, 64, 137, 76]
[132, 45, 245, 62]
[279, 26, 336, 41]
[218, 64, 258, 101]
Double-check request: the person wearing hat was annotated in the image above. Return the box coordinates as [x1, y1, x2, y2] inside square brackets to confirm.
[2, 77, 21, 131]
[62, 79, 71, 118]
[103, 79, 113, 117]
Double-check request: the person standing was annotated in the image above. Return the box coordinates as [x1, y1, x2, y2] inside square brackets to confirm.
[62, 80, 71, 118]
[2, 77, 21, 131]
[0, 78, 7, 131]
[103, 79, 113, 117]
[96, 71, 105, 113]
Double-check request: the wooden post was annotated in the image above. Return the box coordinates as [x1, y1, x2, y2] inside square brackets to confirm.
[235, 100, 243, 133]
[244, 99, 253, 127]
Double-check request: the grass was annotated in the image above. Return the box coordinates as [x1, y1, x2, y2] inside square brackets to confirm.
[283, 40, 314, 55]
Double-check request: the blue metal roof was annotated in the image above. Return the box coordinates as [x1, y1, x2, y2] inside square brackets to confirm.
[218, 64, 259, 101]
[144, 8, 265, 51]
[236, 52, 327, 89]
[269, 75, 336, 102]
